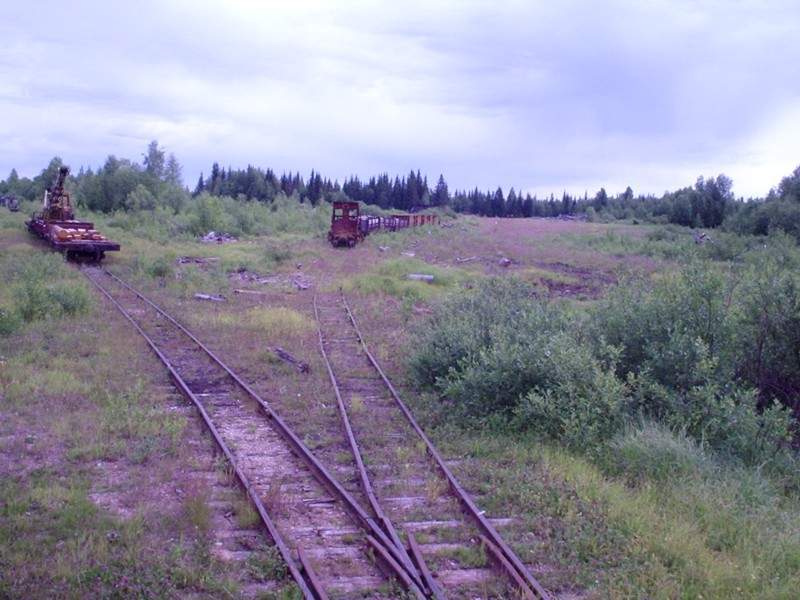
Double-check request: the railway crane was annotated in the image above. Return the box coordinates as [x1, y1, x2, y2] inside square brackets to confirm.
[27, 166, 120, 261]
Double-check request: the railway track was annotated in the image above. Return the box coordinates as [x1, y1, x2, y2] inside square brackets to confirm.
[82, 268, 429, 600]
[314, 291, 551, 600]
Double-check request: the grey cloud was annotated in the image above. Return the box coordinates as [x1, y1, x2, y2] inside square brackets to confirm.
[1, 0, 798, 197]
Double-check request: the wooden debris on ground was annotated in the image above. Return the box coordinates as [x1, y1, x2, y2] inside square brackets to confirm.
[231, 269, 314, 290]
[177, 256, 220, 265]
[194, 293, 226, 302]
[407, 273, 435, 282]
[271, 346, 310, 373]
[200, 231, 238, 244]
[292, 276, 311, 290]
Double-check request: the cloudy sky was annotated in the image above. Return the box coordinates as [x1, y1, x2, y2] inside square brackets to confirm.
[1, 0, 798, 198]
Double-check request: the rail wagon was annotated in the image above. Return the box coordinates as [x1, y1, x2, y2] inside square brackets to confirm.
[328, 201, 440, 246]
[26, 166, 120, 261]
[328, 201, 363, 247]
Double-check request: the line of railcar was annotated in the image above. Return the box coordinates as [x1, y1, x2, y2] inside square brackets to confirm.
[328, 201, 439, 247]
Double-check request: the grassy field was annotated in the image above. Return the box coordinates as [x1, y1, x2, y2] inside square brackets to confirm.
[1, 202, 798, 598]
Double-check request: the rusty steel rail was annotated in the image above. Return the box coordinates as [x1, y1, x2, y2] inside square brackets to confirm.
[339, 290, 552, 600]
[313, 295, 442, 599]
[84, 270, 319, 599]
[88, 269, 426, 600]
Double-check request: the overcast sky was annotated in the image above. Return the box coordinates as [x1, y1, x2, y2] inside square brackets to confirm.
[1, 0, 798, 198]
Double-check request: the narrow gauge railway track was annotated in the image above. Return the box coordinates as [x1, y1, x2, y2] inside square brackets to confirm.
[82, 268, 429, 600]
[314, 292, 551, 600]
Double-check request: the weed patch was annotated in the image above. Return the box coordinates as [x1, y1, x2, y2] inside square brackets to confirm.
[201, 306, 313, 341]
[246, 545, 288, 582]
[0, 253, 92, 333]
[345, 257, 471, 303]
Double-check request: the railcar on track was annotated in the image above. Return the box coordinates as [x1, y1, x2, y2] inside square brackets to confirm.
[328, 201, 439, 247]
[26, 166, 120, 262]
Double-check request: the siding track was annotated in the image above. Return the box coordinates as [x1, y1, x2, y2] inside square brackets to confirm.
[314, 291, 551, 600]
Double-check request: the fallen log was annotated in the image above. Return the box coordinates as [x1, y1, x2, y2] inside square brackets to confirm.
[272, 346, 310, 373]
[292, 277, 311, 290]
[194, 293, 226, 302]
[177, 256, 220, 265]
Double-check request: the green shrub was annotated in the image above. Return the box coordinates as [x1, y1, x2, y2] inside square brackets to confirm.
[189, 194, 231, 235]
[410, 278, 628, 448]
[735, 243, 800, 406]
[145, 256, 174, 279]
[0, 305, 21, 336]
[410, 278, 545, 391]
[47, 283, 92, 316]
[13, 278, 51, 322]
[100, 192, 331, 242]
[590, 259, 796, 466]
[726, 198, 800, 242]
[410, 272, 798, 468]
[14, 280, 92, 321]
[511, 334, 628, 450]
[591, 262, 737, 392]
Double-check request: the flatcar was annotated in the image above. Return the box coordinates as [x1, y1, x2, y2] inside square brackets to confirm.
[27, 166, 120, 261]
[328, 201, 439, 247]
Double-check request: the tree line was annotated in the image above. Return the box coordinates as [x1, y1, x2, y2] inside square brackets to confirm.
[2, 140, 799, 240]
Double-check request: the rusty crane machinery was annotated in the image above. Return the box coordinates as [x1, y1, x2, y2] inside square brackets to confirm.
[27, 166, 120, 261]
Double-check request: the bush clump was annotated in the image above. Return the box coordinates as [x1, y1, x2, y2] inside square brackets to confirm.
[410, 279, 627, 450]
[410, 269, 797, 470]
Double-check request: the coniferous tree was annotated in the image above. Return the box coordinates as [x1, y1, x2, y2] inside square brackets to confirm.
[194, 173, 205, 196]
[433, 174, 449, 207]
[490, 187, 505, 217]
[522, 194, 534, 218]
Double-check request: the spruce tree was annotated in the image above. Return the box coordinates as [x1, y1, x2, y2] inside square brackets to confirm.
[194, 173, 205, 196]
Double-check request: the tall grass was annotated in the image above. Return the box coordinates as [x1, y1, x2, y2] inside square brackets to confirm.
[0, 253, 92, 336]
[192, 306, 313, 341]
[428, 423, 800, 598]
